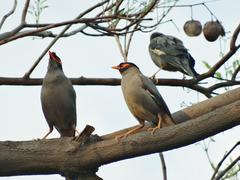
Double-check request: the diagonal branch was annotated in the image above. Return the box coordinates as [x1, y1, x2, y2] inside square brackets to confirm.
[211, 141, 240, 180]
[198, 24, 240, 81]
[213, 156, 240, 180]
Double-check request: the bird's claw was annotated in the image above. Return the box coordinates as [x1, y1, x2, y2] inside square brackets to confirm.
[115, 134, 128, 142]
[147, 127, 160, 135]
[149, 75, 158, 84]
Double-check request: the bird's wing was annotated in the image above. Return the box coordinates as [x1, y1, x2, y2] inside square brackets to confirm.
[149, 34, 188, 56]
[139, 74, 172, 117]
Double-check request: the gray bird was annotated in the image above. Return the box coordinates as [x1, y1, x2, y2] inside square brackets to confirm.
[41, 51, 76, 138]
[149, 32, 199, 78]
[112, 62, 175, 139]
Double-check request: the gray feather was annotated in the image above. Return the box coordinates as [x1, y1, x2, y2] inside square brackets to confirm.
[41, 59, 76, 137]
[149, 32, 198, 78]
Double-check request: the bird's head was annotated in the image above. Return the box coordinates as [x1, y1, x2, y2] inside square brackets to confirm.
[112, 62, 139, 75]
[150, 32, 163, 40]
[48, 51, 63, 71]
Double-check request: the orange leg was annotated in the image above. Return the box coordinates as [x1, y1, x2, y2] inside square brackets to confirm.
[42, 127, 53, 139]
[147, 114, 162, 135]
[115, 122, 145, 141]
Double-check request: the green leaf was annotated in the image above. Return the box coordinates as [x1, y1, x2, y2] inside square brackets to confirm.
[215, 72, 222, 79]
[202, 60, 212, 69]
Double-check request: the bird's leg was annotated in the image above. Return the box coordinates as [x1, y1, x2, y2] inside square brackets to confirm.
[150, 69, 161, 83]
[147, 114, 162, 135]
[115, 122, 145, 141]
[42, 127, 53, 139]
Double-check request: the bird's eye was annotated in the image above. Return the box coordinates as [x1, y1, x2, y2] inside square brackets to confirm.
[121, 63, 130, 69]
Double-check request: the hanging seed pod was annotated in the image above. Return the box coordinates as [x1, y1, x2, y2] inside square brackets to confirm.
[183, 20, 202, 37]
[203, 21, 225, 42]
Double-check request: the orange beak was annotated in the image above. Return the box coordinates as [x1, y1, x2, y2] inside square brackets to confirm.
[112, 65, 120, 70]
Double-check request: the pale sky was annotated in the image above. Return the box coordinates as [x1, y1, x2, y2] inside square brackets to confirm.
[0, 0, 239, 180]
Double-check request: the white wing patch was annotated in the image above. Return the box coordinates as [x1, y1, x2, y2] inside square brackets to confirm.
[150, 48, 166, 56]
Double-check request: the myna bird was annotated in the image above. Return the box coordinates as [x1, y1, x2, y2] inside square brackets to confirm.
[112, 62, 175, 140]
[41, 51, 76, 138]
[149, 32, 199, 79]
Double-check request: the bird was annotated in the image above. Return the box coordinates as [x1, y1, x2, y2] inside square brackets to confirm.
[112, 62, 175, 140]
[41, 51, 77, 138]
[149, 32, 199, 79]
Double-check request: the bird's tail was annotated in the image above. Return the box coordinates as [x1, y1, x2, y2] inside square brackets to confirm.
[185, 54, 199, 79]
[182, 64, 199, 79]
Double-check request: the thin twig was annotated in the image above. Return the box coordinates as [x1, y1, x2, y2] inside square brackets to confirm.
[159, 152, 167, 180]
[231, 65, 240, 80]
[214, 156, 240, 180]
[0, 0, 17, 30]
[21, 0, 30, 23]
[145, 0, 178, 29]
[23, 0, 110, 78]
[114, 35, 127, 62]
[158, 0, 220, 8]
[211, 141, 240, 180]
[0, 16, 115, 45]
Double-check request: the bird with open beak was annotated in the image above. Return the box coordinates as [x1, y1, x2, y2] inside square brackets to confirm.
[41, 51, 77, 138]
[112, 62, 175, 140]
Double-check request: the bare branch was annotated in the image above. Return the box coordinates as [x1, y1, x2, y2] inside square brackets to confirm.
[211, 141, 240, 180]
[230, 23, 240, 50]
[208, 81, 240, 92]
[0, 75, 239, 98]
[214, 156, 240, 180]
[23, 0, 110, 79]
[0, 16, 116, 45]
[0, 0, 17, 30]
[159, 153, 167, 180]
[21, 0, 30, 23]
[231, 65, 240, 80]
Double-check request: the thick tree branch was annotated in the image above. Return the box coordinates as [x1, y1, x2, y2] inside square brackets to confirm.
[0, 87, 240, 177]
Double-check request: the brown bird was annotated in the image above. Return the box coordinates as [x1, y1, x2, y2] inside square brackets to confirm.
[41, 51, 76, 138]
[112, 62, 175, 140]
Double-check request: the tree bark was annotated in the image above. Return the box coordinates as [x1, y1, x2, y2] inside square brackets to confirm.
[0, 87, 240, 177]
